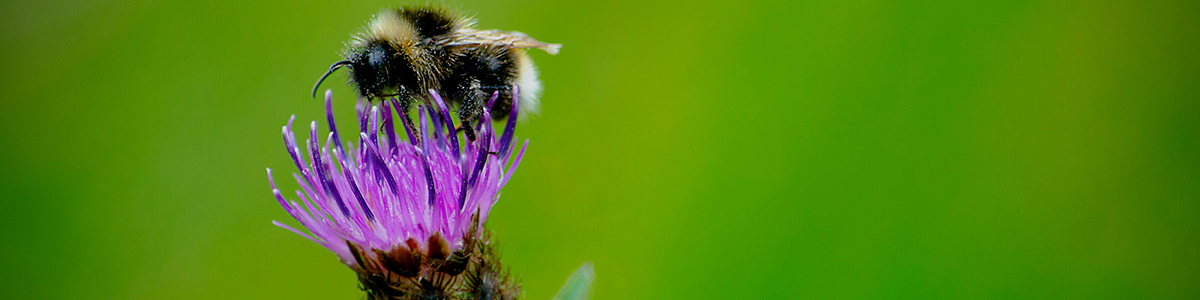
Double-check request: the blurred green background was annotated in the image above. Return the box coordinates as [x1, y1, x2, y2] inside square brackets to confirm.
[1, 0, 1198, 299]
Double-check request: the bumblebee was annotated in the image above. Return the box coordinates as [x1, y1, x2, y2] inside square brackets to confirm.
[312, 5, 560, 140]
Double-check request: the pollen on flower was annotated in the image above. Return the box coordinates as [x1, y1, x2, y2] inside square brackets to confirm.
[269, 88, 527, 299]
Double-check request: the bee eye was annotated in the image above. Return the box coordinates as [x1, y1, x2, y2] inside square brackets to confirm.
[368, 50, 386, 67]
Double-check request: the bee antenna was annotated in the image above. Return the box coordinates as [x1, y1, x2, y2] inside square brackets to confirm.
[312, 60, 353, 98]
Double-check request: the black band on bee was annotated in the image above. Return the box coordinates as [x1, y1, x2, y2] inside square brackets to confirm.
[312, 60, 353, 98]
[398, 7, 459, 38]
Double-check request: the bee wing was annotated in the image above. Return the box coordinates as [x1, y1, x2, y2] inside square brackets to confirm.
[439, 29, 562, 55]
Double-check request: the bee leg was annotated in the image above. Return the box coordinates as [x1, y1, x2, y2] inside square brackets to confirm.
[449, 76, 486, 142]
[401, 111, 421, 145]
[458, 119, 478, 141]
[454, 92, 483, 142]
[389, 96, 420, 146]
[455, 122, 498, 155]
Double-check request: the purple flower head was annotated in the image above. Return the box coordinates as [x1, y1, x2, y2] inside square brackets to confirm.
[268, 88, 527, 277]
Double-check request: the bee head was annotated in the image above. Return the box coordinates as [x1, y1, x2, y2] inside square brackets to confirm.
[346, 43, 396, 98]
[312, 42, 419, 99]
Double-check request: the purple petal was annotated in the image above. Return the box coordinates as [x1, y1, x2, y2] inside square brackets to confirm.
[382, 98, 400, 155]
[416, 148, 438, 207]
[485, 91, 499, 115]
[325, 90, 344, 152]
[501, 139, 529, 189]
[497, 85, 520, 162]
[361, 132, 401, 199]
[392, 98, 418, 146]
[273, 220, 322, 244]
[428, 89, 461, 161]
[283, 116, 308, 175]
[312, 129, 350, 218]
[334, 146, 374, 221]
[461, 132, 490, 211]
[423, 104, 444, 149]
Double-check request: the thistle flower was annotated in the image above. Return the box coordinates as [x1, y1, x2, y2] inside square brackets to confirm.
[268, 88, 527, 299]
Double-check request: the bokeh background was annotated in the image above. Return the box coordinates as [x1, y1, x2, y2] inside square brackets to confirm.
[2, 0, 1198, 299]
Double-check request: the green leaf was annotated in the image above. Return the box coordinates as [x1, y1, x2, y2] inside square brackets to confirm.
[551, 262, 595, 300]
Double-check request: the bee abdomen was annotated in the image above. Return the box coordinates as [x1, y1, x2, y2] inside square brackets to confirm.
[445, 46, 519, 121]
